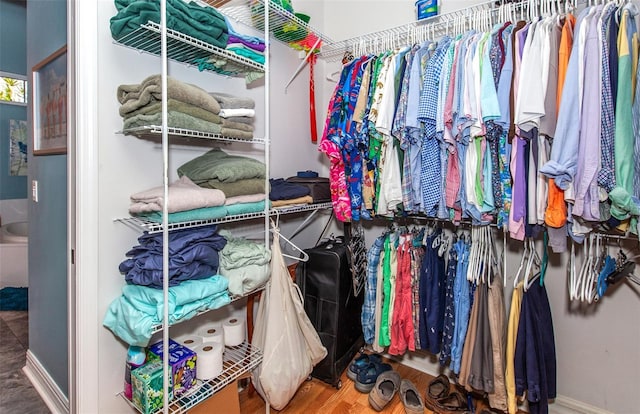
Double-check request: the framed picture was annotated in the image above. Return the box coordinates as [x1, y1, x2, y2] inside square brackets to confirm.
[32, 45, 67, 155]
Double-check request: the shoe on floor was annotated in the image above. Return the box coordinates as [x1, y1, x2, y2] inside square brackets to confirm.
[399, 379, 424, 414]
[346, 353, 382, 381]
[424, 374, 451, 411]
[368, 370, 401, 411]
[433, 390, 469, 413]
[355, 361, 392, 393]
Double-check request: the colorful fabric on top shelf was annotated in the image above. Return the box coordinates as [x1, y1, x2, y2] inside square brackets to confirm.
[110, 0, 229, 49]
[319, 3, 640, 243]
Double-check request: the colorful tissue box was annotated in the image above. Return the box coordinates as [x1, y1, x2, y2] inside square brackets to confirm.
[148, 339, 197, 397]
[131, 360, 173, 414]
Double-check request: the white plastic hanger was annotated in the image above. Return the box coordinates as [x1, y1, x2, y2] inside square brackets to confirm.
[524, 238, 542, 291]
[269, 216, 309, 262]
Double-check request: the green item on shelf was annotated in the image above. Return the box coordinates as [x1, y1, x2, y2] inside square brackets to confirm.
[131, 359, 173, 414]
[274, 12, 309, 43]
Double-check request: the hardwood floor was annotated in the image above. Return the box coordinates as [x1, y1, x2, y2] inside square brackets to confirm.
[239, 355, 516, 414]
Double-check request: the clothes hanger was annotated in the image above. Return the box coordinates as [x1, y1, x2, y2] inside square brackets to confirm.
[269, 216, 309, 262]
[524, 238, 542, 291]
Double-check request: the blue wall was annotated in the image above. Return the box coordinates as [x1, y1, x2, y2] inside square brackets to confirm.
[0, 0, 28, 200]
[26, 0, 68, 398]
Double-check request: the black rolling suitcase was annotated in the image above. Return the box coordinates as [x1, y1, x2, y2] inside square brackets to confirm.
[295, 236, 364, 389]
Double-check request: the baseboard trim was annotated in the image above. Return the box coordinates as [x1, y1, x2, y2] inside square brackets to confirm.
[550, 395, 614, 414]
[23, 350, 69, 414]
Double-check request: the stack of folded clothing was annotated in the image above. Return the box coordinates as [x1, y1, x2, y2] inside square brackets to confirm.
[178, 148, 269, 215]
[110, 0, 228, 48]
[193, 16, 265, 84]
[119, 225, 227, 288]
[218, 230, 271, 297]
[129, 175, 227, 223]
[117, 74, 255, 140]
[103, 275, 230, 346]
[210, 92, 255, 140]
[269, 178, 312, 207]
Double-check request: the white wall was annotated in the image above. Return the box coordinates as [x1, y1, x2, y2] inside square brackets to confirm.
[315, 1, 640, 413]
[0, 198, 28, 225]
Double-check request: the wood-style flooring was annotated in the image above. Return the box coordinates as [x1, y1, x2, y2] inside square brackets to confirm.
[239, 355, 519, 414]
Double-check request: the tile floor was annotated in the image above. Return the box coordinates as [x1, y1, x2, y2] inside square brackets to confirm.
[0, 311, 51, 413]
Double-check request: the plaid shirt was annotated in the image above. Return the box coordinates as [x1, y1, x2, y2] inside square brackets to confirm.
[362, 235, 385, 345]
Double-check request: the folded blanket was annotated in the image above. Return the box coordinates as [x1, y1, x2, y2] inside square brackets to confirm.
[220, 127, 254, 140]
[118, 74, 221, 116]
[136, 205, 228, 223]
[227, 34, 266, 52]
[219, 108, 255, 118]
[123, 110, 223, 134]
[103, 276, 231, 346]
[225, 15, 264, 45]
[224, 116, 254, 125]
[178, 148, 266, 184]
[218, 231, 271, 296]
[193, 57, 265, 85]
[221, 118, 254, 132]
[269, 178, 310, 200]
[227, 45, 266, 64]
[122, 98, 222, 124]
[225, 193, 266, 205]
[271, 195, 313, 207]
[123, 275, 228, 322]
[110, 0, 228, 49]
[226, 200, 269, 215]
[129, 175, 225, 214]
[200, 177, 266, 198]
[209, 92, 255, 109]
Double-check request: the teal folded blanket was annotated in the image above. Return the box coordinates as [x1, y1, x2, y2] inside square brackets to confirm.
[136, 205, 228, 223]
[226, 200, 269, 215]
[110, 0, 229, 49]
[103, 275, 231, 346]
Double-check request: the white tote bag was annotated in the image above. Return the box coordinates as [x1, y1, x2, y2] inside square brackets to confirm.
[252, 226, 327, 410]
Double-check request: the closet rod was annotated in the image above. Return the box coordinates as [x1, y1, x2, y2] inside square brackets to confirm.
[319, 0, 586, 61]
[377, 216, 640, 243]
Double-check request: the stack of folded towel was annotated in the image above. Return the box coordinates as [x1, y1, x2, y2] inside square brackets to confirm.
[178, 148, 269, 215]
[110, 0, 228, 48]
[117, 74, 255, 140]
[210, 92, 255, 138]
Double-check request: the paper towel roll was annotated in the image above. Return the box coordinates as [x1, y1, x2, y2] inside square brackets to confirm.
[194, 342, 223, 380]
[197, 324, 225, 344]
[223, 317, 245, 347]
[175, 335, 202, 350]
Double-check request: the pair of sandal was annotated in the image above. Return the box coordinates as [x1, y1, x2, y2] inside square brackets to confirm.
[368, 371, 425, 413]
[348, 353, 390, 393]
[424, 374, 470, 414]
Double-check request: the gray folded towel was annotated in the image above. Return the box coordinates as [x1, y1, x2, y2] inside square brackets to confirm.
[118, 74, 221, 116]
[209, 92, 255, 109]
[123, 111, 223, 134]
[121, 99, 222, 124]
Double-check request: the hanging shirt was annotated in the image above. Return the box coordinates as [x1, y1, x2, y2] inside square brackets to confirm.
[573, 6, 604, 222]
[540, 8, 589, 190]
